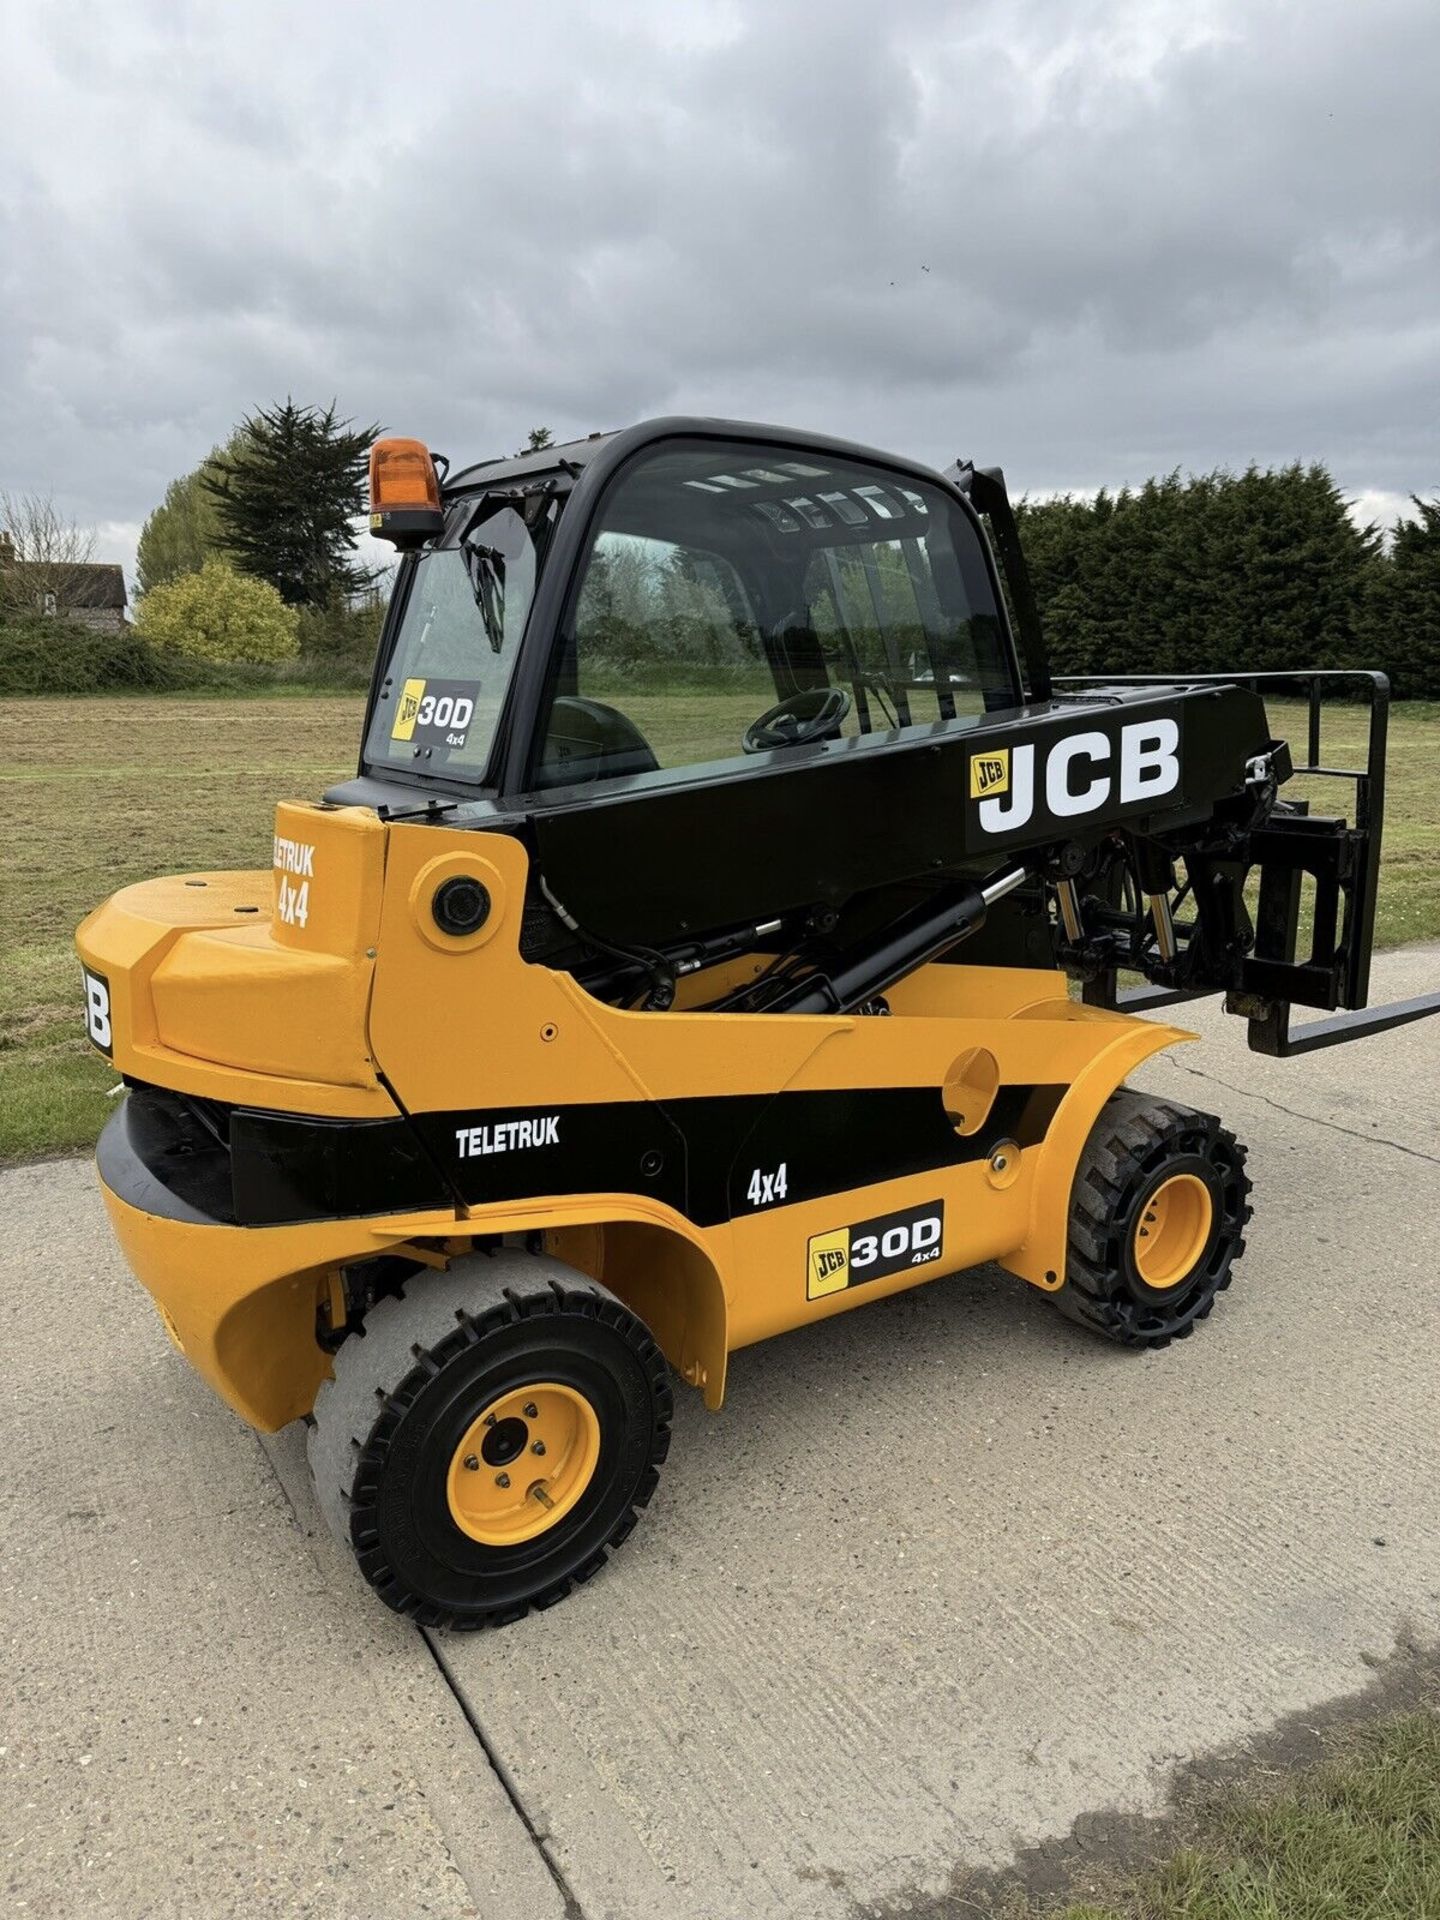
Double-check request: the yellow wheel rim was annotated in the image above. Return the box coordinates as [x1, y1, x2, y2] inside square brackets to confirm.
[1132, 1173, 1214, 1290]
[446, 1382, 601, 1546]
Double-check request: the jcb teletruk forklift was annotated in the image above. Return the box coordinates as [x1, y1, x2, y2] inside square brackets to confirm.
[78, 419, 1439, 1626]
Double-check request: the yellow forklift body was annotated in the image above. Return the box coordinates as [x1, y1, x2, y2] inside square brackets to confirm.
[76, 803, 391, 1115]
[96, 1183, 453, 1430]
[83, 805, 1190, 1430]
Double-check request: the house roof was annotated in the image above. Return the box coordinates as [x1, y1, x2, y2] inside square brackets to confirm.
[65, 564, 127, 609]
[2, 561, 127, 608]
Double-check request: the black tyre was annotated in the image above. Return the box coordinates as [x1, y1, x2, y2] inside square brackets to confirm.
[1053, 1089, 1251, 1349]
[308, 1254, 672, 1629]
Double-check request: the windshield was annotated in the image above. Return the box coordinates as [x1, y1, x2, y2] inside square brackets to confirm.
[364, 498, 539, 782]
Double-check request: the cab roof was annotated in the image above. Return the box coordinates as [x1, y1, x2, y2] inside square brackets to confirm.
[440, 416, 959, 500]
[444, 429, 620, 494]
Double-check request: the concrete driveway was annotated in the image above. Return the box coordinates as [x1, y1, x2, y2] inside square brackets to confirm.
[4, 944, 1438, 1919]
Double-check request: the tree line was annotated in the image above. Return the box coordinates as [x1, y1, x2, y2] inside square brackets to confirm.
[1014, 465, 1440, 699]
[130, 413, 561, 675]
[132, 399, 384, 673]
[1, 399, 387, 693]
[5, 436, 1437, 699]
[1, 409, 566, 694]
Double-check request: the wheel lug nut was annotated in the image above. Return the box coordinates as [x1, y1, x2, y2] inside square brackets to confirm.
[522, 1402, 538, 1418]
[531, 1440, 546, 1456]
[495, 1472, 511, 1488]
[462, 1454, 479, 1471]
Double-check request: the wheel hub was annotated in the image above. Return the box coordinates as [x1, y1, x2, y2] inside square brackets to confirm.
[479, 1416, 529, 1468]
[447, 1382, 601, 1546]
[1132, 1172, 1214, 1291]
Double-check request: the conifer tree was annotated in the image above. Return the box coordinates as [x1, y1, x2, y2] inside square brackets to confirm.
[203, 400, 379, 608]
[1376, 497, 1440, 697]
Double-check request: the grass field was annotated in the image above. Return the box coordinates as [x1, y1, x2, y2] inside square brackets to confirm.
[1021, 1705, 1440, 1920]
[2, 692, 1437, 1162]
[1, 696, 365, 1159]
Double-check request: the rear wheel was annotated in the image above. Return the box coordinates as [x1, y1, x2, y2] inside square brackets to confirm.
[308, 1254, 672, 1629]
[1052, 1090, 1251, 1349]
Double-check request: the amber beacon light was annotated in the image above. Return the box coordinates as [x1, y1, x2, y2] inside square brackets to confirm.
[369, 437, 445, 548]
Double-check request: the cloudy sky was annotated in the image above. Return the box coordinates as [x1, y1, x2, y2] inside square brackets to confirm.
[3, 0, 1437, 583]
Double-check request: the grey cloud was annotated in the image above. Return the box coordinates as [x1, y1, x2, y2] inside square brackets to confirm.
[2, 0, 1437, 578]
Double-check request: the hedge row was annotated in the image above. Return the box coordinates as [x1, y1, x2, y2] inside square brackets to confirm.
[0, 616, 371, 696]
[1015, 467, 1440, 699]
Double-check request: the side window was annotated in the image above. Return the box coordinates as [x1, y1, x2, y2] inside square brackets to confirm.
[532, 438, 1016, 793]
[805, 536, 989, 729]
[539, 533, 773, 785]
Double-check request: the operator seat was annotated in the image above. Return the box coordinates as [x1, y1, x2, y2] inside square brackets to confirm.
[536, 695, 661, 789]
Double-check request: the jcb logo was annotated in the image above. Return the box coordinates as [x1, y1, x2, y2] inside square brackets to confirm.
[391, 678, 427, 742]
[808, 1232, 850, 1300]
[975, 719, 1181, 835]
[969, 750, 1009, 798]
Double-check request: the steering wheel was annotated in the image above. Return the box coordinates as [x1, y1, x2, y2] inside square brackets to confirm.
[742, 686, 853, 754]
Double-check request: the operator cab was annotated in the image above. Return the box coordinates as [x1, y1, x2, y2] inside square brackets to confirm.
[340, 420, 1028, 820]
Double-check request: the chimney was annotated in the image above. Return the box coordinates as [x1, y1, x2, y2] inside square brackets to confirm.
[0, 532, 14, 569]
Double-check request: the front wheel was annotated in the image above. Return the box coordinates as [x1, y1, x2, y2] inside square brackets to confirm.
[1052, 1090, 1251, 1349]
[308, 1255, 672, 1629]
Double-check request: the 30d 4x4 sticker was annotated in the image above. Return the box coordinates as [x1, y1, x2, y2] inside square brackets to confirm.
[806, 1198, 944, 1301]
[391, 677, 479, 749]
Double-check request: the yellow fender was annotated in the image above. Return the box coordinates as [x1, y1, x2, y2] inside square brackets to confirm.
[1001, 1005, 1195, 1292]
[99, 1176, 729, 1431]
